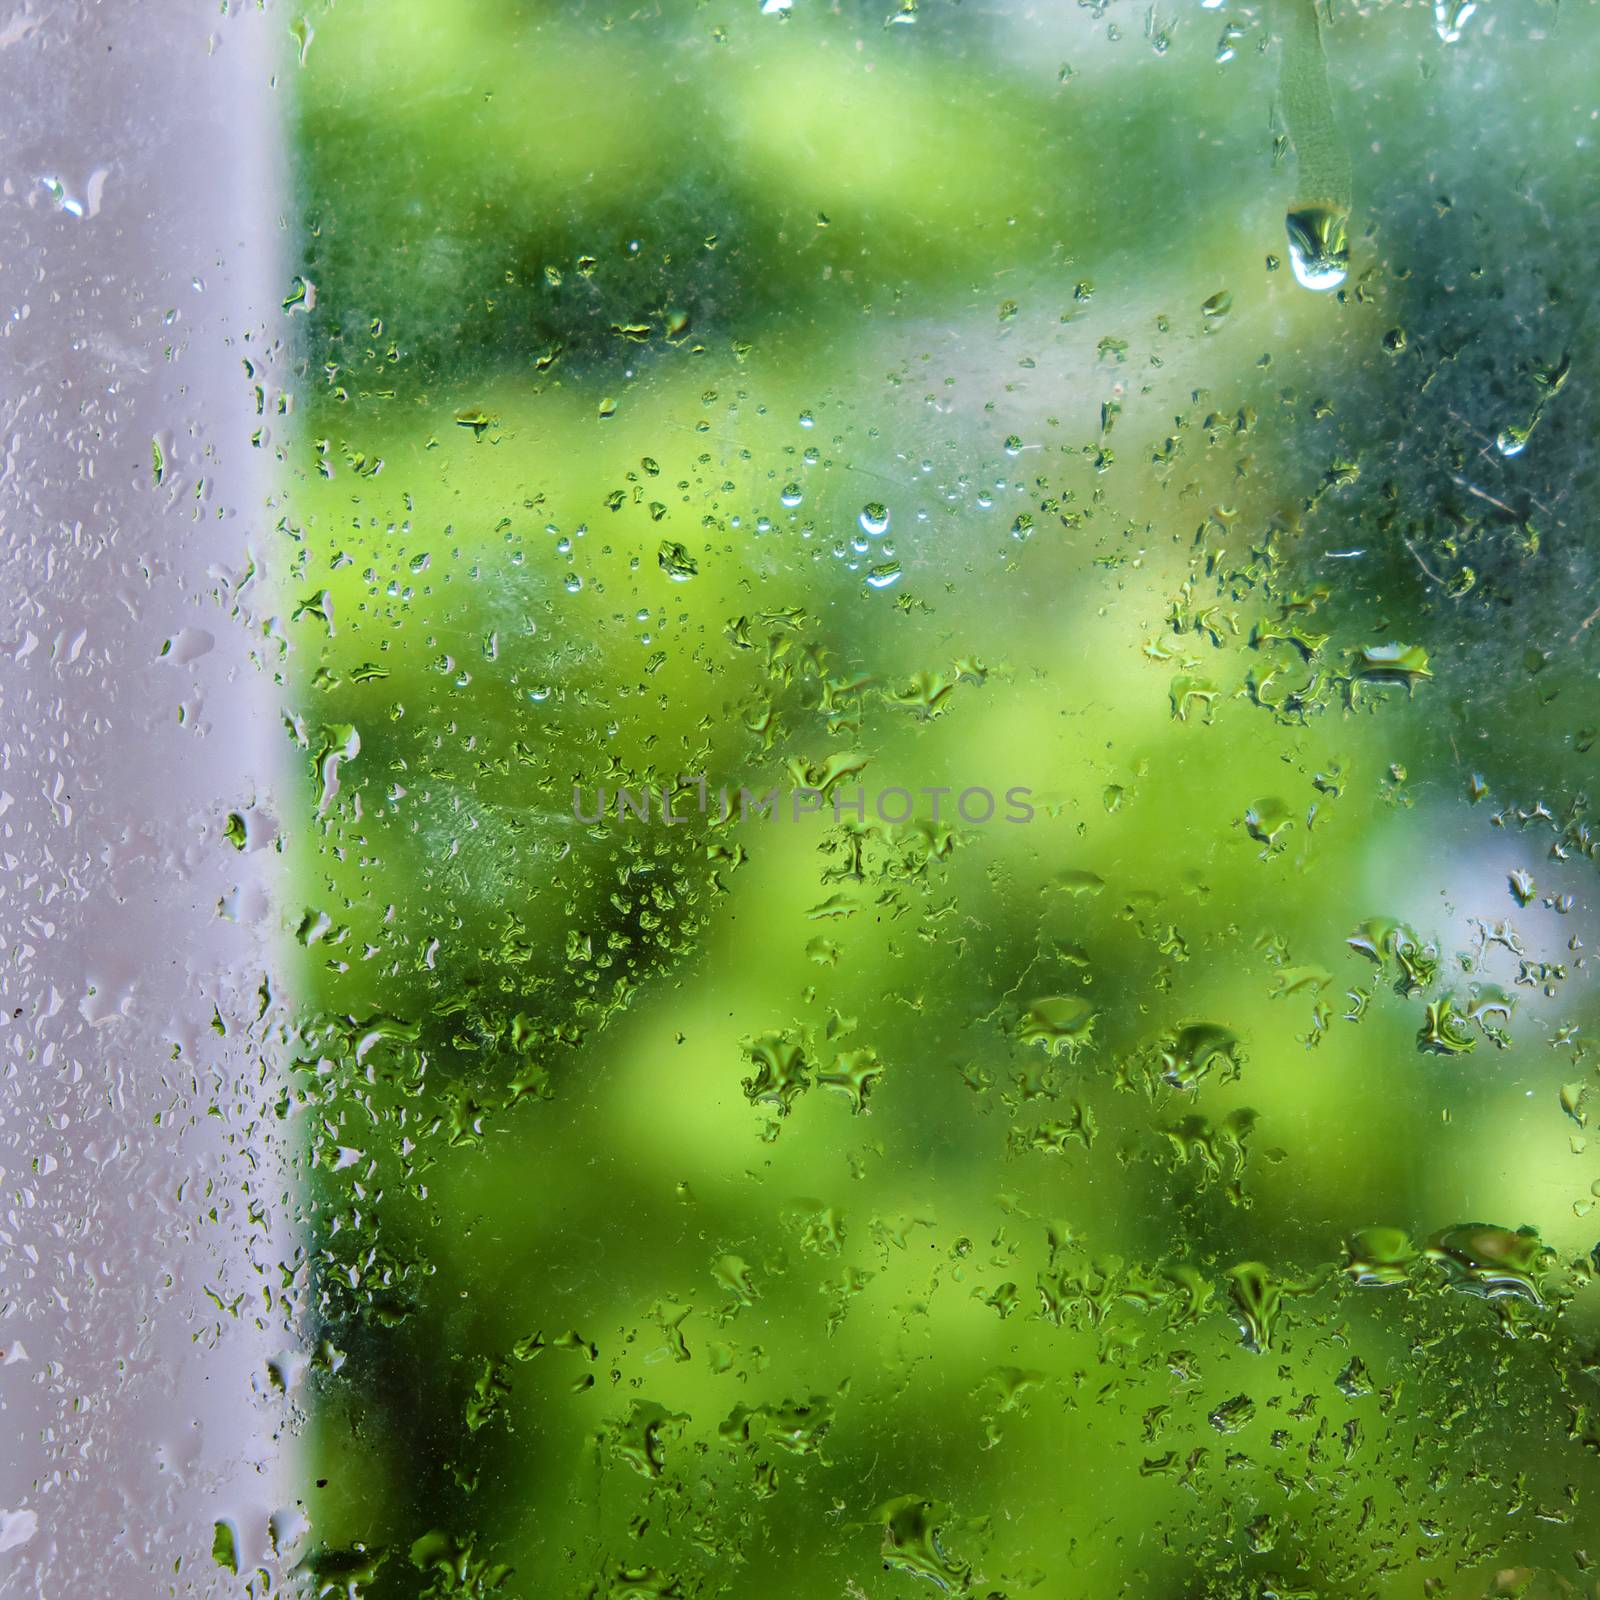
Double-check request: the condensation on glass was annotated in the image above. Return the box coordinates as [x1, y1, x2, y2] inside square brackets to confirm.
[0, 5, 291, 1597]
[4, 1, 1600, 1598]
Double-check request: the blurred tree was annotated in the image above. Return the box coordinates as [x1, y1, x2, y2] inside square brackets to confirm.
[277, 2, 1600, 1596]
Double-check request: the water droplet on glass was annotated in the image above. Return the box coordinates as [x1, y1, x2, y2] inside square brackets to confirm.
[658, 541, 699, 581]
[1286, 207, 1348, 292]
[1434, 0, 1477, 42]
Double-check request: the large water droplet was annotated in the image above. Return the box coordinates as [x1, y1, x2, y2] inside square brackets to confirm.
[1286, 207, 1349, 291]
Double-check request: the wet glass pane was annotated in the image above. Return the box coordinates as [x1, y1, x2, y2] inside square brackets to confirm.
[6, 1, 1600, 1596]
[1, 5, 288, 1592]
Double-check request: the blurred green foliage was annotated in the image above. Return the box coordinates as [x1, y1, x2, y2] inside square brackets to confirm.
[277, 1, 1600, 1596]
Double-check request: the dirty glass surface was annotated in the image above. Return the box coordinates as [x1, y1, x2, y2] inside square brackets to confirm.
[6, 0, 1600, 1597]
